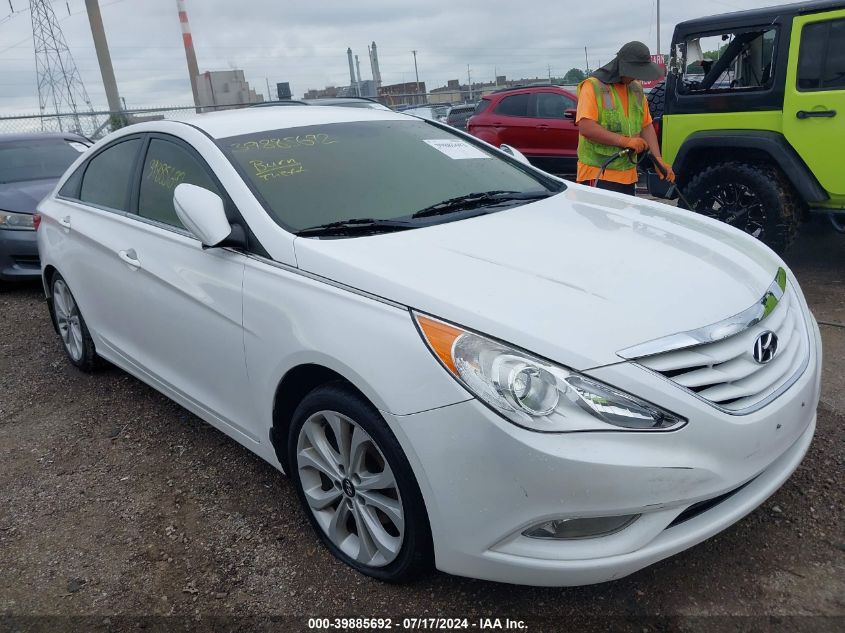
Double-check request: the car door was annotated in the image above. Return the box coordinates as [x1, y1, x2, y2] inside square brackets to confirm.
[530, 91, 579, 161]
[783, 10, 845, 197]
[70, 134, 255, 441]
[51, 135, 146, 351]
[489, 92, 536, 152]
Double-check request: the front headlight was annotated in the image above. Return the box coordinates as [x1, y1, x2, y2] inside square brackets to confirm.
[414, 313, 686, 432]
[0, 211, 35, 231]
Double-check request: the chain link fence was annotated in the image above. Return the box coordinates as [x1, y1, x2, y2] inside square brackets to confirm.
[0, 104, 261, 140]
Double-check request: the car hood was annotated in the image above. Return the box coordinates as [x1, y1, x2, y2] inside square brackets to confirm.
[293, 184, 784, 370]
[0, 178, 57, 214]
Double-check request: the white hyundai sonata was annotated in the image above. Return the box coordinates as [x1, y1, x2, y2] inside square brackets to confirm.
[36, 106, 821, 586]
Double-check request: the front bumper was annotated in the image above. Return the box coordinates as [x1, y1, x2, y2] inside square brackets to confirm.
[0, 228, 40, 282]
[387, 318, 822, 586]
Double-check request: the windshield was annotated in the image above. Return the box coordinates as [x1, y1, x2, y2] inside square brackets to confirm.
[221, 120, 559, 233]
[0, 138, 87, 184]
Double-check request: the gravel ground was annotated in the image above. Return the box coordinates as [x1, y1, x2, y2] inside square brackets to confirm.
[1, 218, 843, 632]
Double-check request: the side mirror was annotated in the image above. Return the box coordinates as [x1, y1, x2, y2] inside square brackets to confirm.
[173, 183, 232, 247]
[564, 108, 576, 120]
[499, 144, 531, 166]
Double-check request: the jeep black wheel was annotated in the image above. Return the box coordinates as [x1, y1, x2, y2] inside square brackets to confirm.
[681, 161, 799, 253]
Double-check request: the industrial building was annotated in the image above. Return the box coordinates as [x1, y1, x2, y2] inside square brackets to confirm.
[196, 70, 264, 111]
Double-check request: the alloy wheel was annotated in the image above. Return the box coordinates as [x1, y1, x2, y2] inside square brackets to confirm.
[697, 182, 767, 239]
[53, 279, 84, 362]
[296, 410, 405, 567]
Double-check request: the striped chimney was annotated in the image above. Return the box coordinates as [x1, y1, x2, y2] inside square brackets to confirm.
[177, 0, 201, 108]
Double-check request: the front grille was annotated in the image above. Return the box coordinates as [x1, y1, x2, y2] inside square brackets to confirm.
[637, 285, 808, 413]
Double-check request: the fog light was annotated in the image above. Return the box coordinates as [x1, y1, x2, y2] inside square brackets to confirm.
[523, 515, 639, 540]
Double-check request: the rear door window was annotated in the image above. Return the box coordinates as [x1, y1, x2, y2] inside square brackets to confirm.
[494, 93, 530, 117]
[137, 138, 221, 228]
[798, 18, 845, 91]
[533, 92, 576, 118]
[79, 138, 142, 211]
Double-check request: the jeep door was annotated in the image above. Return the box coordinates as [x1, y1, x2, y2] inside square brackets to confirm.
[784, 10, 845, 198]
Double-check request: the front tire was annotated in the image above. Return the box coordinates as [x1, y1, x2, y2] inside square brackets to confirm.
[50, 272, 99, 372]
[288, 382, 432, 582]
[681, 161, 799, 253]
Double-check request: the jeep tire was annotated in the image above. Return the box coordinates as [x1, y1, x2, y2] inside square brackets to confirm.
[681, 161, 799, 253]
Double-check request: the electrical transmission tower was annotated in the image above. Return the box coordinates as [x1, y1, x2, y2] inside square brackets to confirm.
[29, 0, 95, 134]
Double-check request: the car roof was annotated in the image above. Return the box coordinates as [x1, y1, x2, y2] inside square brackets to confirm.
[488, 84, 576, 96]
[303, 97, 382, 105]
[0, 131, 89, 144]
[164, 105, 413, 139]
[251, 100, 309, 107]
[676, 0, 845, 32]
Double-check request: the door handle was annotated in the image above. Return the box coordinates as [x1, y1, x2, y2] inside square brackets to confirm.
[537, 124, 550, 130]
[58, 215, 71, 229]
[118, 248, 141, 268]
[796, 109, 836, 119]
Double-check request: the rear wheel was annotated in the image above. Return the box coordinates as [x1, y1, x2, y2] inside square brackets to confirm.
[50, 273, 99, 372]
[681, 161, 799, 253]
[288, 382, 431, 582]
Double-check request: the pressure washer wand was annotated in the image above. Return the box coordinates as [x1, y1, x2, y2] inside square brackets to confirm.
[648, 154, 696, 210]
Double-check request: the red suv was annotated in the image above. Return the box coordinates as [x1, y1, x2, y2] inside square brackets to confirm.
[466, 85, 578, 175]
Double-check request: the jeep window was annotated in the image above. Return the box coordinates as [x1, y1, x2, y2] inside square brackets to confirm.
[798, 19, 845, 91]
[494, 93, 530, 117]
[679, 28, 777, 94]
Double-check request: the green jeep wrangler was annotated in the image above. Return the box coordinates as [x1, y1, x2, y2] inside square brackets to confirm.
[648, 0, 845, 252]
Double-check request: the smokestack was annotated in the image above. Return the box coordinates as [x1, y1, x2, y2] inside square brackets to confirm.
[370, 41, 382, 88]
[355, 55, 361, 97]
[176, 0, 200, 109]
[347, 47, 357, 94]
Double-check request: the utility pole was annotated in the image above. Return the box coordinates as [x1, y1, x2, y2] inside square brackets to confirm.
[467, 65, 472, 101]
[548, 64, 552, 83]
[84, 0, 122, 120]
[412, 50, 420, 104]
[176, 0, 201, 109]
[656, 0, 661, 55]
[584, 46, 590, 74]
[265, 77, 272, 101]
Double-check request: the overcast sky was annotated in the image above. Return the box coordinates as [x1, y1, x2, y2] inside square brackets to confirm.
[0, 0, 791, 114]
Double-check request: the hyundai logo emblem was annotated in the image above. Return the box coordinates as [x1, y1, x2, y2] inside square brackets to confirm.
[341, 478, 356, 498]
[752, 331, 778, 364]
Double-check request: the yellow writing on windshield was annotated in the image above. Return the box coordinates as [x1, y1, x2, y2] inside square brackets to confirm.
[146, 159, 185, 190]
[231, 134, 336, 152]
[250, 158, 305, 181]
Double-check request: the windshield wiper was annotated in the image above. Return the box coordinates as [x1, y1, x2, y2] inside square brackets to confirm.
[411, 190, 555, 219]
[296, 217, 415, 237]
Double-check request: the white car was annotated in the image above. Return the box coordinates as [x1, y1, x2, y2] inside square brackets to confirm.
[35, 105, 821, 586]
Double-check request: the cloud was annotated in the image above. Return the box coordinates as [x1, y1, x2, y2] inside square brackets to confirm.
[0, 0, 787, 115]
